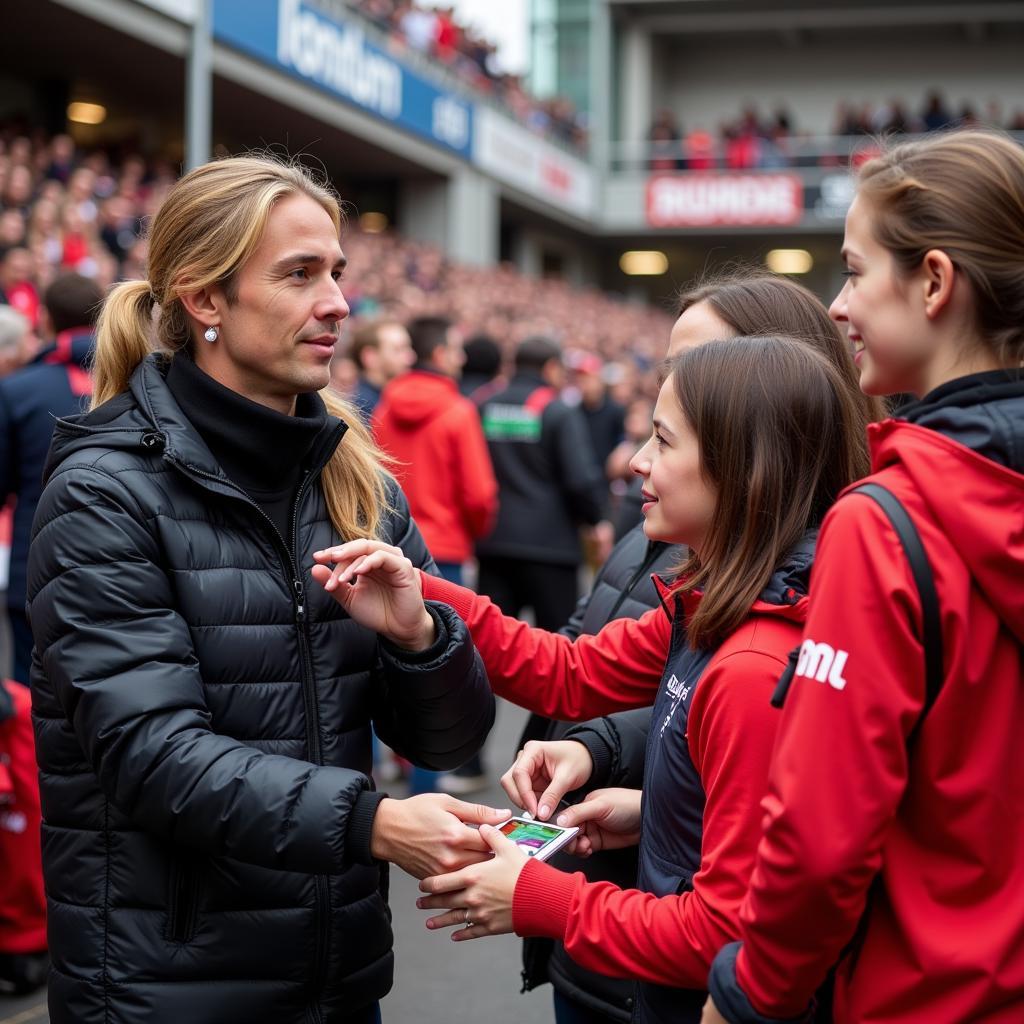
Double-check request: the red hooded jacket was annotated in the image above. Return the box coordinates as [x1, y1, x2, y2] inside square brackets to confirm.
[0, 681, 46, 955]
[420, 568, 807, 992]
[374, 370, 497, 563]
[712, 378, 1024, 1024]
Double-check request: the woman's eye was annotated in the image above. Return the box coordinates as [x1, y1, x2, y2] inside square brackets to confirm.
[841, 269, 857, 278]
[654, 432, 667, 449]
[332, 270, 346, 282]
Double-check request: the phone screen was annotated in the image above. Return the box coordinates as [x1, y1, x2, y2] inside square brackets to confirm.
[498, 818, 570, 856]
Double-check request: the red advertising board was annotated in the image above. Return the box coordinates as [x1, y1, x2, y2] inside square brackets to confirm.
[646, 173, 804, 227]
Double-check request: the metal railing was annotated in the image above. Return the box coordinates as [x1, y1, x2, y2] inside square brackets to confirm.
[609, 129, 1024, 174]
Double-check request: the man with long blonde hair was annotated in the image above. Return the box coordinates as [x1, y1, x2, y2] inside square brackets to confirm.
[26, 154, 499, 1024]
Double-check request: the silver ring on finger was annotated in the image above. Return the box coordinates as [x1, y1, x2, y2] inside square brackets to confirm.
[464, 908, 473, 928]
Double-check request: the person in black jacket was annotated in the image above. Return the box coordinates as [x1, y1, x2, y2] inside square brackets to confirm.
[0, 272, 102, 684]
[26, 155, 499, 1024]
[476, 336, 608, 632]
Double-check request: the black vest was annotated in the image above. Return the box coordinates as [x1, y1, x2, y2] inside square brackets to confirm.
[635, 602, 715, 1024]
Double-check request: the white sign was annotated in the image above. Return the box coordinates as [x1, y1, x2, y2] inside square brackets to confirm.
[473, 107, 595, 219]
[647, 174, 803, 227]
[277, 0, 402, 121]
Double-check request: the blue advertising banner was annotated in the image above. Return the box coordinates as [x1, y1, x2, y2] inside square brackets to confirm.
[213, 0, 473, 157]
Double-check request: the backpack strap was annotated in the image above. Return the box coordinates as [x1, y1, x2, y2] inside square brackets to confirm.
[852, 483, 944, 738]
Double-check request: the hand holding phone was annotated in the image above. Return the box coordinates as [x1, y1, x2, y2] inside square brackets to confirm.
[501, 739, 594, 821]
[553, 788, 642, 856]
[495, 816, 579, 862]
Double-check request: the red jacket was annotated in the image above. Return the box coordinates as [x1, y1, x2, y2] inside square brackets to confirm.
[374, 371, 497, 563]
[421, 571, 806, 990]
[0, 681, 46, 954]
[724, 417, 1024, 1023]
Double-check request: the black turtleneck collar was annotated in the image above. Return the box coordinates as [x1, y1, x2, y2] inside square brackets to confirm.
[165, 355, 331, 541]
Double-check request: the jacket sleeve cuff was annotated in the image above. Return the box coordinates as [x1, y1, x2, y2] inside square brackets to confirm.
[378, 603, 449, 666]
[512, 857, 577, 939]
[562, 725, 615, 792]
[708, 942, 814, 1024]
[346, 789, 389, 866]
[419, 570, 477, 621]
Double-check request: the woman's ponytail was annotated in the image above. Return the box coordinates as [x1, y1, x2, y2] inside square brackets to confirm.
[91, 279, 155, 409]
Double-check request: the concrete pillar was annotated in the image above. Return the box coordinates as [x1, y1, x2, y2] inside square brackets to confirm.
[511, 229, 544, 279]
[397, 177, 449, 250]
[619, 23, 652, 146]
[446, 168, 499, 267]
[588, 0, 612, 173]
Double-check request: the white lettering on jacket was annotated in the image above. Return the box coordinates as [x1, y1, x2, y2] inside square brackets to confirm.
[795, 639, 849, 690]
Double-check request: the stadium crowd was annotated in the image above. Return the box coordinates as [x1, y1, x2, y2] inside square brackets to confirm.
[643, 90, 1024, 170]
[352, 0, 587, 148]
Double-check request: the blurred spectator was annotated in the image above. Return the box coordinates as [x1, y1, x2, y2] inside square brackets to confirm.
[0, 307, 33, 377]
[0, 272, 102, 685]
[0, 248, 40, 327]
[922, 90, 954, 132]
[374, 314, 497, 585]
[0, 678, 47, 996]
[329, 352, 359, 399]
[459, 332, 503, 401]
[572, 352, 625, 476]
[347, 317, 414, 420]
[649, 110, 683, 170]
[476, 336, 607, 637]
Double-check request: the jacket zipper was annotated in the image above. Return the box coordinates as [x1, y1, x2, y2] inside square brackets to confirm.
[150, 435, 330, 1021]
[167, 859, 200, 943]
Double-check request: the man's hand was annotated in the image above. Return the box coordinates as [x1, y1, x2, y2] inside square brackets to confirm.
[500, 739, 594, 821]
[556, 787, 642, 857]
[311, 540, 434, 650]
[370, 794, 511, 879]
[700, 996, 731, 1024]
[416, 823, 529, 940]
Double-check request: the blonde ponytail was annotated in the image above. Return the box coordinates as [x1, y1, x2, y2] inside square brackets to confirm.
[91, 279, 156, 409]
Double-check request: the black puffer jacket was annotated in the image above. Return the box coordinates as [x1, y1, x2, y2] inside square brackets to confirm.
[27, 355, 495, 1024]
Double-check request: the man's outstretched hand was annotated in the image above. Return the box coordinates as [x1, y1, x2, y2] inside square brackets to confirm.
[370, 794, 511, 879]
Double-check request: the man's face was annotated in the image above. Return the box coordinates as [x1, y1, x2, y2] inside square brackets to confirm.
[434, 327, 465, 378]
[193, 193, 349, 415]
[376, 323, 414, 380]
[1, 248, 33, 288]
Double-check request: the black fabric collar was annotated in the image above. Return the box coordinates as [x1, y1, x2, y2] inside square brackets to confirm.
[164, 354, 331, 495]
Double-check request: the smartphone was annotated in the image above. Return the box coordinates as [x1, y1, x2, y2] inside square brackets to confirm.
[497, 816, 579, 861]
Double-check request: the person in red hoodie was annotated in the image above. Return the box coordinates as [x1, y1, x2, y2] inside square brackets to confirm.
[0, 679, 47, 995]
[312, 335, 869, 1024]
[704, 130, 1024, 1024]
[373, 315, 498, 585]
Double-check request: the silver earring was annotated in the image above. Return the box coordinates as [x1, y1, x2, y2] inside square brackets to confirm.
[204, 326, 219, 343]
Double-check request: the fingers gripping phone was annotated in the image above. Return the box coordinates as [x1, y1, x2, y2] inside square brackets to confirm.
[497, 816, 579, 861]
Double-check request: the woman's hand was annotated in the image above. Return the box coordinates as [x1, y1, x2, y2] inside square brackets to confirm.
[555, 787, 642, 857]
[417, 823, 529, 941]
[700, 996, 731, 1024]
[311, 540, 435, 651]
[500, 739, 595, 821]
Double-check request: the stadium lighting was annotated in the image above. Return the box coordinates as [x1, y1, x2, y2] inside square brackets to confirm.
[67, 102, 107, 125]
[620, 250, 668, 276]
[359, 211, 389, 234]
[766, 249, 813, 274]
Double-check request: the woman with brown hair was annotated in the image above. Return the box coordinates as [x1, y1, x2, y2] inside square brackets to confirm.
[706, 130, 1024, 1023]
[311, 333, 869, 1024]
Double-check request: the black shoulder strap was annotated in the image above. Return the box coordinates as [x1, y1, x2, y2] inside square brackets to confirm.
[852, 483, 944, 736]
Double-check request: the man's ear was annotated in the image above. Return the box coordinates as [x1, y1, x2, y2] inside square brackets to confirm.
[178, 283, 224, 330]
[921, 249, 957, 321]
